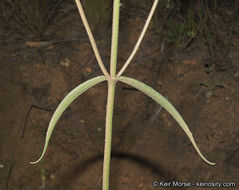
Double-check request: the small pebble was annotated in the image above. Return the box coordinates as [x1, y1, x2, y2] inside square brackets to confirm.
[50, 174, 56, 180]
[85, 67, 92, 74]
[97, 127, 102, 132]
[206, 91, 212, 98]
[234, 72, 239, 78]
[60, 58, 70, 67]
[157, 80, 163, 86]
[0, 164, 4, 168]
[138, 183, 143, 188]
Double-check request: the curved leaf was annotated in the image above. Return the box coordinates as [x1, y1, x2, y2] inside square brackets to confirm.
[118, 76, 215, 165]
[31, 76, 107, 164]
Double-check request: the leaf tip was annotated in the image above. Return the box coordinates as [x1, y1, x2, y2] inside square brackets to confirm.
[30, 152, 45, 165]
[207, 160, 216, 166]
[30, 157, 42, 165]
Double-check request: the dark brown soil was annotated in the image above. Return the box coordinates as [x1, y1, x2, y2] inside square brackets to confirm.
[1, 3, 239, 190]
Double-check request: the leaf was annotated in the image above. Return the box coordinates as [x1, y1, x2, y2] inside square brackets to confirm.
[30, 76, 107, 164]
[118, 76, 215, 165]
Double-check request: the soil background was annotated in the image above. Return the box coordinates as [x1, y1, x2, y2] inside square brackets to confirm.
[0, 0, 239, 190]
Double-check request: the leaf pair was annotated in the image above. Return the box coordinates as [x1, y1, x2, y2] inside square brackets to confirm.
[31, 75, 215, 165]
[31, 0, 215, 167]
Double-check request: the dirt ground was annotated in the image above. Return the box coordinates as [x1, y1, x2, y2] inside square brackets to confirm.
[0, 2, 239, 190]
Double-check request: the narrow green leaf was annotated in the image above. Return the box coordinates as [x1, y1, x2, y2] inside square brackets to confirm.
[30, 76, 107, 164]
[118, 76, 215, 165]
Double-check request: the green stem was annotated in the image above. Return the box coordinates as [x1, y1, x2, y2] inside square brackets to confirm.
[103, 0, 120, 189]
[110, 0, 120, 78]
[103, 79, 116, 190]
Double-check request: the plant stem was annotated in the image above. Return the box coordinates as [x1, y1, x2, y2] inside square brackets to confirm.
[75, 0, 109, 77]
[103, 1, 120, 189]
[103, 79, 116, 190]
[117, 0, 159, 77]
[110, 0, 120, 78]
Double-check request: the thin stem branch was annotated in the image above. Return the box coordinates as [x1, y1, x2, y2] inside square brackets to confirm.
[116, 0, 159, 77]
[103, 79, 116, 190]
[75, 0, 109, 77]
[110, 0, 120, 78]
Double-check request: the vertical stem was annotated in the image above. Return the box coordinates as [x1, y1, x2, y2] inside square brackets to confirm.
[110, 0, 120, 77]
[103, 79, 116, 190]
[103, 0, 120, 189]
